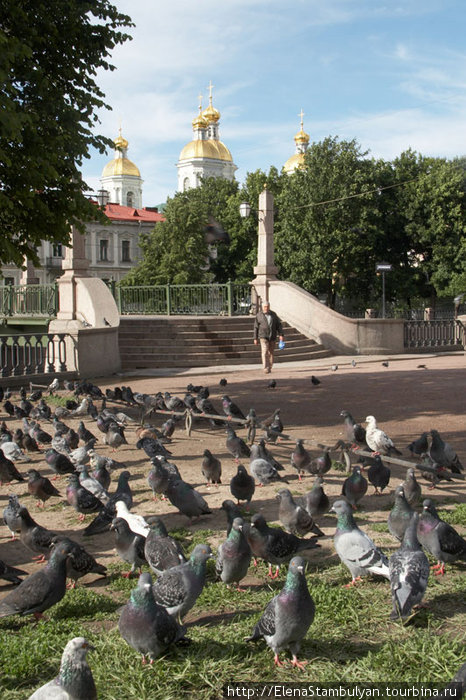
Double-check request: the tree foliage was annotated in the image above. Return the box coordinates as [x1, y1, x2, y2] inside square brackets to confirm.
[0, 0, 133, 267]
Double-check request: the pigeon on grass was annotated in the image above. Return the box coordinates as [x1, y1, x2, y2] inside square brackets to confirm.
[417, 499, 466, 576]
[215, 517, 251, 591]
[110, 517, 146, 578]
[389, 513, 429, 621]
[50, 536, 107, 588]
[276, 488, 325, 537]
[388, 486, 414, 542]
[144, 517, 187, 575]
[302, 476, 329, 518]
[28, 637, 97, 700]
[331, 499, 390, 586]
[246, 556, 315, 670]
[0, 559, 28, 585]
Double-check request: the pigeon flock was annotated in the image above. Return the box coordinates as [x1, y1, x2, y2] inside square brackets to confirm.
[0, 376, 464, 697]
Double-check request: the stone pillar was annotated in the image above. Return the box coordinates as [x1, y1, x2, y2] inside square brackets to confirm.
[55, 226, 90, 322]
[251, 185, 279, 303]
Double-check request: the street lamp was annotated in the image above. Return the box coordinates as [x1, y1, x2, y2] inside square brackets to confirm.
[239, 201, 251, 219]
[376, 262, 392, 319]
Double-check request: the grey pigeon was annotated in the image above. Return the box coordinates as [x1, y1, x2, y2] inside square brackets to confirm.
[340, 410, 367, 448]
[249, 444, 282, 486]
[144, 517, 187, 575]
[365, 415, 402, 456]
[152, 543, 213, 620]
[257, 438, 284, 471]
[221, 499, 243, 536]
[27, 468, 61, 507]
[225, 426, 250, 460]
[82, 470, 133, 537]
[0, 540, 72, 620]
[247, 513, 320, 578]
[3, 494, 22, 539]
[76, 464, 109, 502]
[429, 430, 464, 473]
[119, 572, 187, 663]
[215, 517, 251, 590]
[45, 448, 75, 478]
[418, 454, 454, 488]
[18, 506, 57, 562]
[302, 476, 329, 518]
[276, 488, 325, 537]
[229, 463, 255, 506]
[165, 478, 212, 520]
[331, 499, 390, 586]
[110, 517, 146, 577]
[290, 439, 312, 480]
[388, 486, 414, 542]
[389, 512, 429, 620]
[0, 559, 28, 585]
[309, 449, 332, 476]
[401, 467, 422, 506]
[69, 440, 97, 467]
[28, 637, 96, 699]
[201, 448, 222, 485]
[104, 423, 127, 451]
[147, 460, 171, 501]
[417, 499, 466, 576]
[246, 556, 315, 670]
[407, 432, 429, 457]
[91, 462, 111, 491]
[66, 473, 104, 520]
[367, 455, 391, 495]
[341, 466, 368, 508]
[0, 447, 25, 484]
[51, 536, 107, 588]
[222, 394, 246, 421]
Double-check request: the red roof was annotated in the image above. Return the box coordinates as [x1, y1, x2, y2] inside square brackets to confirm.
[103, 203, 165, 223]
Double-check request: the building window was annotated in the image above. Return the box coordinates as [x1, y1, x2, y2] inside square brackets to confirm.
[4, 277, 15, 285]
[127, 191, 134, 207]
[52, 244, 63, 258]
[99, 239, 109, 261]
[121, 240, 131, 262]
[183, 177, 190, 191]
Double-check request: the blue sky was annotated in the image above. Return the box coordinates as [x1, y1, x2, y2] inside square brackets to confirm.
[83, 0, 466, 207]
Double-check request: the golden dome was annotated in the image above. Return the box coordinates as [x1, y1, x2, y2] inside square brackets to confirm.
[102, 157, 141, 178]
[283, 153, 306, 174]
[114, 133, 129, 150]
[202, 102, 220, 123]
[294, 128, 310, 144]
[179, 139, 232, 162]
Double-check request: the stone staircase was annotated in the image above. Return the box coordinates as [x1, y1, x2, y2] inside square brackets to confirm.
[118, 316, 333, 370]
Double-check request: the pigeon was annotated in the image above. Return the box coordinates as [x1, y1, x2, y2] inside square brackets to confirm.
[418, 455, 454, 488]
[221, 499, 243, 536]
[365, 415, 402, 456]
[90, 461, 111, 491]
[417, 499, 466, 576]
[69, 439, 97, 467]
[28, 638, 97, 699]
[63, 428, 80, 451]
[14, 429, 39, 453]
[110, 517, 147, 577]
[382, 361, 389, 368]
[367, 455, 391, 495]
[222, 395, 246, 421]
[267, 379, 277, 389]
[229, 463, 255, 506]
[249, 444, 283, 486]
[0, 447, 25, 484]
[302, 476, 330, 518]
[136, 436, 171, 460]
[161, 417, 176, 439]
[76, 464, 109, 503]
[152, 543, 213, 620]
[290, 439, 312, 481]
[32, 423, 53, 445]
[407, 432, 429, 457]
[48, 377, 61, 394]
[0, 539, 72, 619]
[18, 506, 57, 562]
[219, 378, 228, 387]
[257, 438, 284, 471]
[311, 375, 321, 386]
[51, 536, 107, 588]
[340, 410, 367, 448]
[216, 517, 251, 590]
[261, 408, 283, 434]
[309, 449, 332, 476]
[66, 473, 103, 520]
[0, 440, 31, 462]
[27, 468, 61, 507]
[429, 430, 464, 473]
[165, 478, 212, 520]
[389, 512, 429, 620]
[246, 556, 315, 670]
[276, 488, 325, 537]
[119, 572, 187, 663]
[341, 466, 368, 508]
[3, 399, 15, 417]
[104, 423, 128, 451]
[247, 513, 320, 578]
[163, 391, 185, 413]
[388, 486, 415, 542]
[201, 449, 222, 485]
[331, 364, 338, 371]
[144, 517, 187, 575]
[225, 426, 250, 460]
[115, 500, 150, 537]
[147, 460, 171, 501]
[45, 448, 75, 479]
[401, 467, 422, 507]
[3, 494, 22, 539]
[330, 499, 390, 586]
[196, 396, 224, 427]
[0, 559, 28, 585]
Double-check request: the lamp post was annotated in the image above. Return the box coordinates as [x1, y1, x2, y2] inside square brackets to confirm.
[376, 262, 392, 318]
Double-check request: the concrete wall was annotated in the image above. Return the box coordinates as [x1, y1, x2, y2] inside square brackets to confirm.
[268, 280, 405, 355]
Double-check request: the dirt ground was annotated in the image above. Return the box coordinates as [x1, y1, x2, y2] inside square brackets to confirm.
[1, 351, 465, 597]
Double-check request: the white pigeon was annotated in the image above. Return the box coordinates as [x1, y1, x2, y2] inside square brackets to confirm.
[47, 377, 60, 394]
[70, 397, 90, 417]
[0, 440, 31, 462]
[365, 415, 402, 456]
[115, 500, 150, 537]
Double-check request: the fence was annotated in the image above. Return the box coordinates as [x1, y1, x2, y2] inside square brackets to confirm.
[109, 281, 253, 316]
[0, 284, 59, 318]
[403, 320, 464, 349]
[0, 333, 71, 378]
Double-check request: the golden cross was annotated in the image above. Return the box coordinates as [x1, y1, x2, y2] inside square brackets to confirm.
[198, 93, 203, 111]
[207, 80, 214, 102]
[298, 109, 305, 129]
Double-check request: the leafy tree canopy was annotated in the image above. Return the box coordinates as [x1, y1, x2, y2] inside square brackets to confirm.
[0, 0, 133, 267]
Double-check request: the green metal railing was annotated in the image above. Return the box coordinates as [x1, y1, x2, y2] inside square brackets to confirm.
[109, 281, 253, 316]
[0, 284, 59, 317]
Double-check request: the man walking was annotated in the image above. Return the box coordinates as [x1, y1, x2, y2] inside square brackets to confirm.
[253, 301, 284, 373]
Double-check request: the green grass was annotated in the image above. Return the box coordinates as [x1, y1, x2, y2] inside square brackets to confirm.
[0, 556, 464, 699]
[438, 502, 466, 526]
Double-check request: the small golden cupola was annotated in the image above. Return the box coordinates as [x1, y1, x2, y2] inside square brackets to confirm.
[100, 128, 143, 207]
[283, 109, 310, 175]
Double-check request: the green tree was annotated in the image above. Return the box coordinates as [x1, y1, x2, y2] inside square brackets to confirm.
[0, 0, 133, 267]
